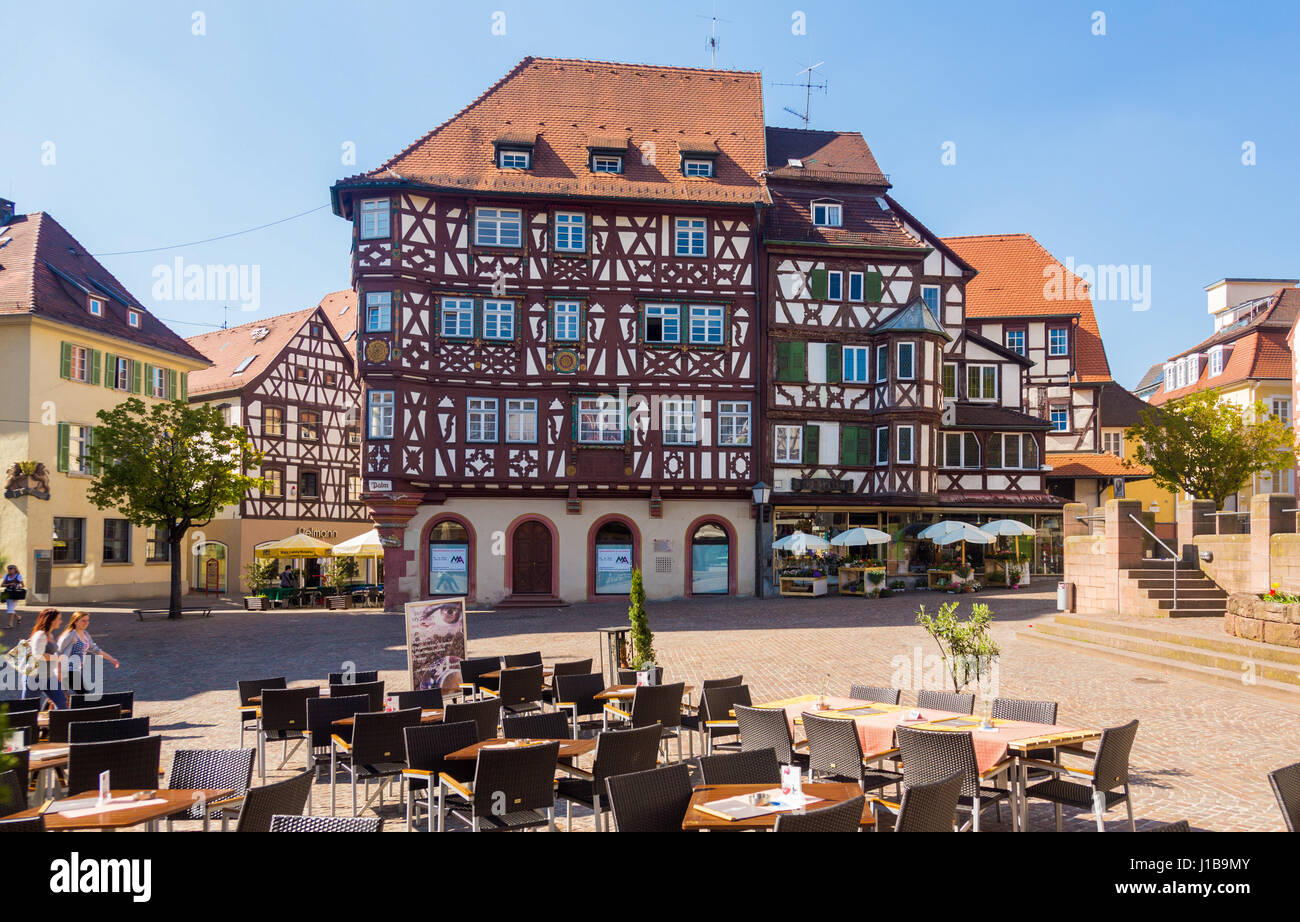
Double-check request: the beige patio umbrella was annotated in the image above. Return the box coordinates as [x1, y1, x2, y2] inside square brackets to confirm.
[331, 528, 383, 558]
[254, 533, 335, 559]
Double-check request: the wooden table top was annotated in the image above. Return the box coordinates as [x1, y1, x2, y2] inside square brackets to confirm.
[25, 742, 71, 771]
[332, 708, 443, 728]
[36, 706, 126, 728]
[10, 789, 234, 831]
[595, 684, 695, 700]
[444, 738, 597, 761]
[683, 782, 874, 831]
[482, 667, 554, 681]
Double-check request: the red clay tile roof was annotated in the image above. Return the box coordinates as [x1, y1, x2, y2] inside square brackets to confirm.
[334, 57, 767, 209]
[764, 186, 920, 249]
[1046, 452, 1151, 479]
[185, 290, 357, 397]
[1167, 286, 1299, 361]
[942, 233, 1112, 383]
[1148, 328, 1293, 406]
[0, 212, 208, 364]
[764, 128, 891, 185]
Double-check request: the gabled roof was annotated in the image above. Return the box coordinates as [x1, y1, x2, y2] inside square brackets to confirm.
[0, 212, 207, 364]
[964, 330, 1033, 367]
[871, 299, 951, 340]
[333, 57, 768, 210]
[763, 128, 890, 186]
[1134, 362, 1165, 394]
[1045, 451, 1151, 480]
[952, 404, 1052, 430]
[1148, 328, 1292, 406]
[1168, 287, 1299, 360]
[942, 233, 1112, 383]
[185, 290, 357, 397]
[1097, 381, 1155, 428]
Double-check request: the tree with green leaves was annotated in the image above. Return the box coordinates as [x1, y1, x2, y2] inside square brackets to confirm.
[86, 398, 265, 619]
[627, 568, 656, 668]
[916, 601, 1000, 693]
[1128, 389, 1296, 509]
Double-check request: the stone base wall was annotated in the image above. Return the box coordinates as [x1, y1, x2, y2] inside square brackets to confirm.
[1272, 534, 1300, 593]
[1196, 535, 1252, 594]
[1225, 593, 1300, 647]
[1063, 534, 1111, 614]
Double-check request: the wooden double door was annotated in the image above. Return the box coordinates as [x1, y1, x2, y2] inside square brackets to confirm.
[511, 521, 553, 595]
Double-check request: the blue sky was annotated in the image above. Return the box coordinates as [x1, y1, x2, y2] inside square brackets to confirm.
[3, 0, 1297, 386]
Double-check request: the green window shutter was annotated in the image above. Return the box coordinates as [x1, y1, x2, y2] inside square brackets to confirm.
[775, 342, 791, 381]
[84, 427, 95, 476]
[143, 364, 154, 396]
[103, 354, 116, 388]
[473, 298, 484, 340]
[790, 341, 807, 381]
[179, 372, 188, 401]
[167, 369, 178, 400]
[803, 424, 820, 465]
[866, 271, 883, 302]
[56, 422, 70, 473]
[809, 269, 828, 300]
[130, 360, 142, 394]
[825, 344, 842, 384]
[89, 350, 101, 387]
[840, 425, 858, 467]
[60, 342, 73, 380]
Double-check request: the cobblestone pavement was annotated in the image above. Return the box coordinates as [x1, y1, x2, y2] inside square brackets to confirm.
[4, 587, 1296, 832]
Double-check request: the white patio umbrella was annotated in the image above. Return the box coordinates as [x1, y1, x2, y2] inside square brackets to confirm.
[980, 519, 1036, 567]
[772, 530, 833, 555]
[331, 528, 384, 558]
[829, 527, 892, 548]
[918, 520, 994, 565]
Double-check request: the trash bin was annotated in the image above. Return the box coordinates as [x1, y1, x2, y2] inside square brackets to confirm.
[1057, 581, 1075, 612]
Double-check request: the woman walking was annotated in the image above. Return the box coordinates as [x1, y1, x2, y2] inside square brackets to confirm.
[24, 608, 66, 709]
[3, 564, 24, 628]
[57, 611, 119, 696]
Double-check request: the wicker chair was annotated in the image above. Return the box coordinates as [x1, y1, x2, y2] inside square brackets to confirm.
[237, 676, 285, 749]
[257, 687, 320, 779]
[458, 656, 501, 699]
[66, 734, 163, 796]
[542, 659, 594, 705]
[802, 712, 902, 793]
[1023, 719, 1140, 832]
[0, 697, 42, 713]
[439, 741, 560, 832]
[702, 674, 743, 690]
[1269, 761, 1300, 832]
[269, 814, 381, 832]
[0, 751, 30, 817]
[329, 680, 384, 713]
[681, 684, 752, 756]
[894, 726, 1010, 832]
[877, 769, 963, 832]
[603, 682, 686, 762]
[0, 815, 44, 832]
[991, 697, 1059, 773]
[47, 703, 120, 743]
[735, 704, 809, 769]
[68, 716, 150, 744]
[554, 673, 607, 738]
[502, 711, 571, 740]
[848, 685, 902, 705]
[394, 689, 443, 711]
[1147, 819, 1190, 832]
[330, 707, 423, 817]
[402, 720, 479, 832]
[443, 698, 501, 742]
[556, 724, 662, 831]
[697, 749, 780, 785]
[305, 694, 370, 770]
[915, 690, 975, 714]
[604, 762, 692, 832]
[70, 691, 135, 717]
[166, 748, 255, 830]
[3, 708, 39, 747]
[233, 769, 315, 832]
[503, 651, 543, 668]
[773, 795, 866, 832]
[488, 665, 546, 719]
[327, 670, 379, 686]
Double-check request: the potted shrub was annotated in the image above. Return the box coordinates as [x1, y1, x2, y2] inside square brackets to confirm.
[916, 601, 1001, 695]
[627, 569, 659, 681]
[242, 559, 278, 610]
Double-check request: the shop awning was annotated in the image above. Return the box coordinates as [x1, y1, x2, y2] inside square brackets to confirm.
[254, 533, 335, 559]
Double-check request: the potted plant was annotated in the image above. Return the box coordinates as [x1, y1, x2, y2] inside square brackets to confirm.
[627, 569, 658, 681]
[916, 601, 1001, 694]
[242, 559, 279, 610]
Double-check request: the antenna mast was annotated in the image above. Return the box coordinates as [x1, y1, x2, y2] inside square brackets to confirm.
[697, 2, 730, 67]
[776, 61, 827, 129]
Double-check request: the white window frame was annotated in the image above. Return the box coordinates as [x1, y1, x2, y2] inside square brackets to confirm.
[69, 425, 94, 474]
[843, 346, 870, 384]
[498, 149, 531, 169]
[88, 297, 104, 318]
[367, 391, 395, 439]
[896, 342, 916, 381]
[150, 366, 168, 399]
[920, 285, 941, 313]
[644, 304, 681, 344]
[440, 297, 474, 339]
[661, 399, 698, 446]
[812, 201, 842, 227]
[474, 207, 523, 248]
[1209, 347, 1223, 377]
[674, 217, 707, 257]
[774, 425, 803, 464]
[113, 356, 130, 391]
[553, 300, 581, 341]
[359, 198, 390, 240]
[1164, 364, 1176, 391]
[127, 310, 141, 329]
[591, 154, 623, 173]
[848, 271, 864, 302]
[506, 398, 538, 444]
[365, 291, 392, 333]
[967, 363, 998, 401]
[718, 401, 752, 446]
[688, 304, 725, 345]
[467, 397, 499, 443]
[482, 299, 515, 341]
[1174, 360, 1186, 389]
[1048, 327, 1069, 356]
[70, 345, 90, 383]
[1050, 405, 1070, 432]
[826, 271, 843, 301]
[233, 355, 256, 375]
[943, 431, 981, 469]
[875, 344, 888, 382]
[1272, 398, 1291, 425]
[682, 158, 714, 177]
[577, 395, 626, 445]
[1005, 329, 1026, 356]
[875, 426, 889, 466]
[896, 425, 914, 464]
[1102, 431, 1124, 457]
[553, 212, 586, 252]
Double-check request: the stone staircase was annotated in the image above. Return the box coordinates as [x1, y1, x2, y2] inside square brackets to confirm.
[1117, 563, 1229, 618]
[1024, 613, 1300, 698]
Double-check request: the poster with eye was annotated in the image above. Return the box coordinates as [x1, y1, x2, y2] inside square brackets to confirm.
[404, 597, 468, 695]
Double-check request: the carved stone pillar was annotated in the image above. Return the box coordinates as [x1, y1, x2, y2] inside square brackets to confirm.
[365, 492, 423, 612]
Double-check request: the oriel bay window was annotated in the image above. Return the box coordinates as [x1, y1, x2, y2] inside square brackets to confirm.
[897, 425, 915, 464]
[467, 397, 499, 442]
[987, 433, 1039, 470]
[662, 399, 697, 446]
[896, 341, 916, 380]
[688, 304, 725, 345]
[474, 207, 523, 247]
[943, 431, 981, 468]
[644, 304, 681, 344]
[577, 395, 625, 444]
[875, 426, 890, 465]
[875, 344, 888, 382]
[440, 297, 474, 339]
[967, 364, 998, 401]
[365, 292, 392, 332]
[359, 198, 390, 240]
[506, 399, 538, 443]
[367, 391, 395, 439]
[718, 401, 751, 446]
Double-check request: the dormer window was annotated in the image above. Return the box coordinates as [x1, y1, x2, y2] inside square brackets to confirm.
[591, 154, 624, 174]
[88, 297, 105, 317]
[1209, 346, 1224, 377]
[359, 198, 390, 240]
[812, 201, 842, 228]
[497, 148, 531, 169]
[682, 158, 714, 177]
[127, 310, 141, 328]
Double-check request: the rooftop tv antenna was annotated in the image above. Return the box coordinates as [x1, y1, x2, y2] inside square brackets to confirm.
[696, 2, 731, 66]
[776, 61, 827, 128]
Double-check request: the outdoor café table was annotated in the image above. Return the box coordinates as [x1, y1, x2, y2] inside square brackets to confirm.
[444, 737, 597, 762]
[594, 684, 695, 701]
[9, 789, 234, 832]
[480, 667, 556, 681]
[26, 742, 70, 801]
[332, 709, 444, 728]
[683, 782, 875, 831]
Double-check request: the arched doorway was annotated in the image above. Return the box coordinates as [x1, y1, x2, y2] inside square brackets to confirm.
[427, 518, 471, 596]
[192, 541, 227, 593]
[688, 520, 732, 596]
[511, 520, 554, 596]
[591, 517, 637, 597]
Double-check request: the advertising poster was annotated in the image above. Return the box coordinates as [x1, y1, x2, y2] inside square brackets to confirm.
[404, 597, 467, 694]
[595, 544, 633, 594]
[429, 544, 470, 594]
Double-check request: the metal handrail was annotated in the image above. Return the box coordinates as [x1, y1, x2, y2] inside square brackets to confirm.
[1129, 514, 1180, 611]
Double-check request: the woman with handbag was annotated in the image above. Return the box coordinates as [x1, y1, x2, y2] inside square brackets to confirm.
[22, 608, 66, 709]
[3, 564, 24, 628]
[57, 611, 119, 695]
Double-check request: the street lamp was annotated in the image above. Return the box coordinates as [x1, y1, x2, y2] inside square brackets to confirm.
[751, 481, 771, 506]
[751, 482, 771, 599]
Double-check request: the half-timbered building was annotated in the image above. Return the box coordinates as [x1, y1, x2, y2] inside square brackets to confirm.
[332, 58, 766, 606]
[185, 290, 368, 592]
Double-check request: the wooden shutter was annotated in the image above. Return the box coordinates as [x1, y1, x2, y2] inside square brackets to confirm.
[60, 342, 73, 380]
[103, 354, 117, 388]
[840, 425, 859, 467]
[825, 344, 842, 384]
[56, 422, 70, 473]
[775, 341, 807, 383]
[84, 427, 95, 475]
[809, 269, 828, 300]
[143, 364, 154, 397]
[802, 424, 819, 465]
[167, 369, 178, 400]
[179, 372, 188, 401]
[130, 360, 142, 394]
[866, 271, 883, 302]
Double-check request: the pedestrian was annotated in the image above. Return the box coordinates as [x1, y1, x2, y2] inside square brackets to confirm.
[23, 608, 66, 709]
[279, 565, 294, 588]
[57, 611, 120, 696]
[3, 564, 24, 628]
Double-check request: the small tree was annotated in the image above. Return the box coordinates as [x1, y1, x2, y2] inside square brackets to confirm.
[627, 568, 656, 668]
[323, 555, 360, 593]
[1129, 389, 1296, 509]
[916, 601, 1001, 693]
[242, 558, 279, 596]
[87, 398, 265, 619]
